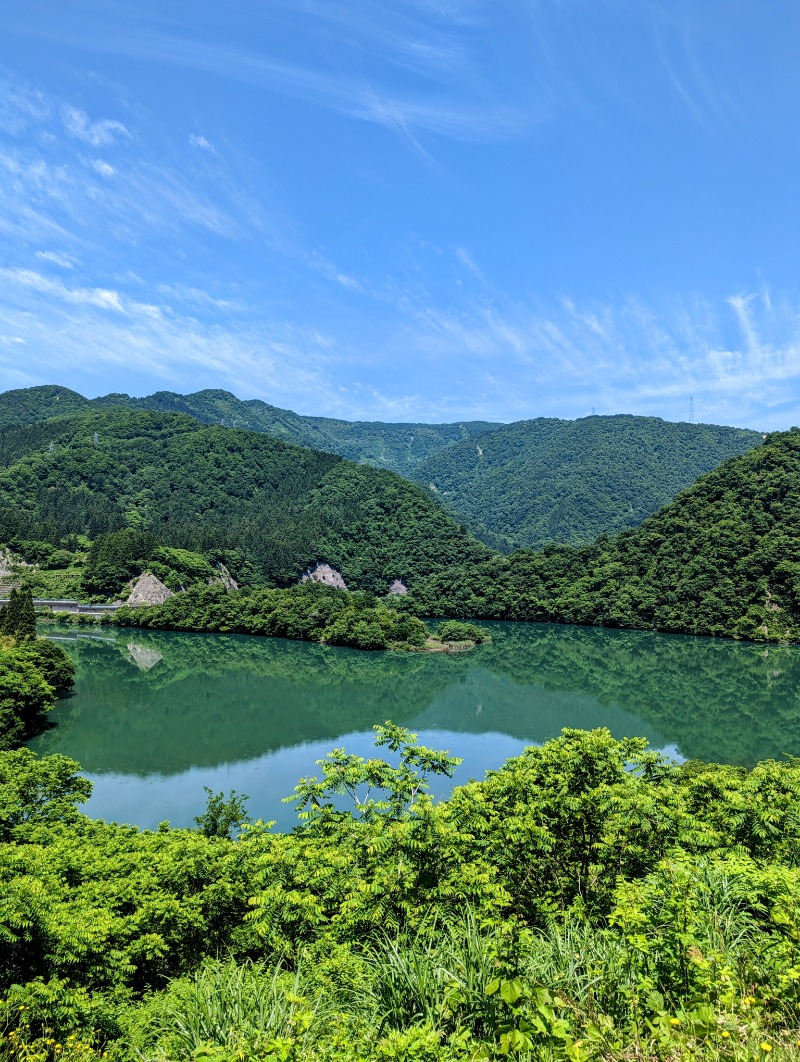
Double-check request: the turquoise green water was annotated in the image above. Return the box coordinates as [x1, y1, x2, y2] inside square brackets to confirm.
[29, 622, 800, 830]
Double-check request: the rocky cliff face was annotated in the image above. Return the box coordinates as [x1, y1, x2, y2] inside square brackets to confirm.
[300, 562, 348, 590]
[210, 562, 239, 591]
[126, 572, 174, 607]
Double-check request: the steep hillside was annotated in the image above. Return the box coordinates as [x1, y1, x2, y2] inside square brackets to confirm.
[98, 388, 500, 474]
[0, 408, 491, 593]
[0, 386, 499, 474]
[412, 414, 762, 549]
[403, 429, 800, 642]
[0, 387, 763, 552]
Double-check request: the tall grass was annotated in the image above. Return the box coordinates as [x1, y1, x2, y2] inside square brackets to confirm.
[127, 958, 321, 1060]
[122, 889, 800, 1060]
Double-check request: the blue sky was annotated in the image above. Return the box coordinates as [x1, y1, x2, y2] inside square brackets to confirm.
[1, 1, 799, 428]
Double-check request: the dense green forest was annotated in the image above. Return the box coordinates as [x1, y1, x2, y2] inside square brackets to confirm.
[0, 387, 762, 552]
[399, 429, 800, 644]
[0, 407, 491, 593]
[411, 415, 761, 550]
[0, 385, 499, 475]
[4, 406, 797, 645]
[3, 727, 800, 1060]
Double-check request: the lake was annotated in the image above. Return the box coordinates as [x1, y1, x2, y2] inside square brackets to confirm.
[29, 622, 800, 831]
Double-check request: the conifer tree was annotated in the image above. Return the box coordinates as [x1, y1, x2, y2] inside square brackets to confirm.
[0, 588, 19, 636]
[0, 587, 36, 639]
[15, 588, 36, 639]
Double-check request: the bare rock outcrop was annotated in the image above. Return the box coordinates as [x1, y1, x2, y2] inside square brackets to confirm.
[126, 572, 174, 608]
[388, 579, 409, 595]
[300, 562, 348, 590]
[209, 562, 239, 591]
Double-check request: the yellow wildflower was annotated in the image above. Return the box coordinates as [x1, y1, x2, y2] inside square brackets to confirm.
[760, 1044, 772, 1053]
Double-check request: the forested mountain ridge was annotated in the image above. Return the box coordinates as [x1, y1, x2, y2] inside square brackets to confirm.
[0, 384, 89, 425]
[401, 429, 800, 643]
[0, 385, 500, 475]
[411, 414, 762, 549]
[0, 407, 491, 593]
[0, 388, 762, 552]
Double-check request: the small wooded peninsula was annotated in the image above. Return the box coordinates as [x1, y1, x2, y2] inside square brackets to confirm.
[3, 387, 800, 1061]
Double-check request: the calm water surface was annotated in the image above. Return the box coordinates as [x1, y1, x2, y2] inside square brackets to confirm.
[29, 622, 800, 830]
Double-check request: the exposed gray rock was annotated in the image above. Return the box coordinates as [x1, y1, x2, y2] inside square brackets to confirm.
[126, 572, 174, 607]
[388, 579, 409, 595]
[300, 562, 348, 590]
[209, 562, 239, 591]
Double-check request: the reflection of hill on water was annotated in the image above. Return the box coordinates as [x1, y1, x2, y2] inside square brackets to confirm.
[482, 624, 800, 765]
[413, 668, 670, 752]
[34, 631, 474, 774]
[32, 623, 800, 773]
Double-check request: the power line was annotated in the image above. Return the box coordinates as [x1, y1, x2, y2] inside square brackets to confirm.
[689, 397, 694, 424]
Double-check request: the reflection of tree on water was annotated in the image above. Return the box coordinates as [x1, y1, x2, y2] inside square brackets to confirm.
[31, 623, 800, 773]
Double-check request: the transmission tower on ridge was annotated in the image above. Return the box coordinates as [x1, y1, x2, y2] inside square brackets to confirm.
[689, 397, 694, 424]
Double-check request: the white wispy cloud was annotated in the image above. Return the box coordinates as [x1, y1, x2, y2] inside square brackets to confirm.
[0, 74, 51, 134]
[36, 249, 76, 269]
[0, 267, 338, 407]
[4, 247, 800, 428]
[0, 74, 271, 264]
[22, 1, 537, 148]
[374, 285, 800, 427]
[92, 159, 116, 177]
[189, 133, 214, 151]
[453, 245, 485, 283]
[61, 106, 130, 146]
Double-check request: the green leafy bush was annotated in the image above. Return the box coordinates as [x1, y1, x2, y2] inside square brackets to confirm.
[113, 583, 430, 652]
[435, 621, 488, 643]
[4, 728, 800, 1059]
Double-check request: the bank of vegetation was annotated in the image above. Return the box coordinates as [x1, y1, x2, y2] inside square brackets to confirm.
[0, 587, 75, 749]
[107, 582, 489, 653]
[113, 582, 430, 650]
[2, 726, 800, 1060]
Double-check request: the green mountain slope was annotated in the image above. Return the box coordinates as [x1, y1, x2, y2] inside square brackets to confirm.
[411, 414, 762, 550]
[403, 429, 800, 642]
[97, 388, 501, 474]
[0, 385, 89, 426]
[0, 386, 498, 474]
[0, 387, 763, 552]
[0, 407, 491, 593]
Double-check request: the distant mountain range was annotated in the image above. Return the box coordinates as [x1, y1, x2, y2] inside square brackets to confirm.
[1, 384, 796, 644]
[0, 405, 490, 593]
[0, 385, 499, 474]
[0, 385, 762, 551]
[402, 429, 800, 643]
